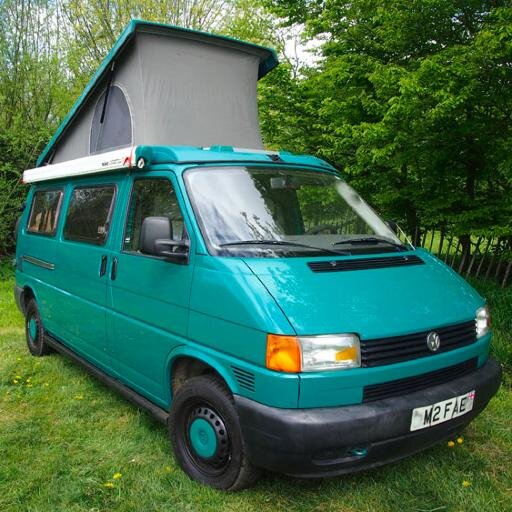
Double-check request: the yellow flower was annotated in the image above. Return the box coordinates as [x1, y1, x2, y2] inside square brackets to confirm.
[103, 482, 115, 488]
[42, 383, 49, 387]
[462, 480, 471, 487]
[15, 375, 21, 379]
[12, 379, 18, 384]
[457, 437, 464, 444]
[113, 472, 122, 480]
[447, 440, 455, 448]
[74, 395, 84, 400]
[26, 378, 31, 383]
[16, 357, 21, 361]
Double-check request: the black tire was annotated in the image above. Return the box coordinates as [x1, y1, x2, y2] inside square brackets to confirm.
[25, 298, 52, 357]
[169, 374, 261, 490]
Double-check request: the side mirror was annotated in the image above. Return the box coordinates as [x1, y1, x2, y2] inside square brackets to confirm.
[140, 216, 190, 264]
[154, 238, 190, 264]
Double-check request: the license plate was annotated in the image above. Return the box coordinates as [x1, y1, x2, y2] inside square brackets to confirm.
[410, 390, 475, 431]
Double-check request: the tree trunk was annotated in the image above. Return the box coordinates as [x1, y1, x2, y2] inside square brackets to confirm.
[459, 234, 472, 273]
[404, 204, 420, 245]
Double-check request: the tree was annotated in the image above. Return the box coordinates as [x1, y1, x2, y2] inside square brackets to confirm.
[0, 0, 72, 255]
[264, 1, 512, 254]
[0, 0, 288, 255]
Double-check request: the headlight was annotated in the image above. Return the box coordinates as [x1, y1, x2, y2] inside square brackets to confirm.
[475, 305, 490, 339]
[300, 334, 361, 371]
[266, 333, 360, 372]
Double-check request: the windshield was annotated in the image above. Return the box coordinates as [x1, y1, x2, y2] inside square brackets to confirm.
[185, 166, 411, 258]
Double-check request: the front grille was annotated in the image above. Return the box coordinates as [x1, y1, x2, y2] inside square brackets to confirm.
[360, 320, 477, 368]
[363, 358, 478, 402]
[308, 254, 424, 273]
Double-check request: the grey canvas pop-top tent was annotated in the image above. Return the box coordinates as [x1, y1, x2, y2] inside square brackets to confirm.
[37, 20, 278, 167]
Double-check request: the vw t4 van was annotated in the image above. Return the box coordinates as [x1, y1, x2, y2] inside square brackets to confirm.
[14, 21, 501, 490]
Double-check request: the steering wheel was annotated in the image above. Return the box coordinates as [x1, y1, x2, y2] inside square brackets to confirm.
[306, 224, 338, 235]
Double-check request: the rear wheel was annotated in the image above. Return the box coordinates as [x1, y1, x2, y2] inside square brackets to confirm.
[25, 298, 52, 357]
[169, 374, 261, 490]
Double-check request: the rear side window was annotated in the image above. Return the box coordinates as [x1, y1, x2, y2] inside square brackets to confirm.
[64, 186, 115, 245]
[27, 189, 63, 236]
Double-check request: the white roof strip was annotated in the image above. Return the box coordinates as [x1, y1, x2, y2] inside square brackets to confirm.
[23, 146, 138, 183]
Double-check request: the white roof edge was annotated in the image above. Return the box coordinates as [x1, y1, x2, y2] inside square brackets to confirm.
[23, 146, 139, 184]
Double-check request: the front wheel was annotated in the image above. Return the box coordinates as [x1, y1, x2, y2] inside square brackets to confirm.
[169, 375, 261, 490]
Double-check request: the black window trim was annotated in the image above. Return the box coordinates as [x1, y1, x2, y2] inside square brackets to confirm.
[26, 187, 64, 238]
[63, 183, 118, 246]
[121, 176, 187, 258]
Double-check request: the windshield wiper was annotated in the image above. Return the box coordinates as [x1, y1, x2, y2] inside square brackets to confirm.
[332, 237, 408, 251]
[219, 240, 348, 255]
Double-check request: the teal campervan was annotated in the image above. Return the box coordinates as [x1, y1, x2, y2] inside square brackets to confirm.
[15, 21, 501, 490]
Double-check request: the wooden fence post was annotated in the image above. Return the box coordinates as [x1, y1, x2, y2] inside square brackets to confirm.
[444, 237, 454, 263]
[465, 237, 482, 277]
[451, 241, 461, 268]
[502, 261, 512, 288]
[438, 230, 445, 258]
[475, 238, 492, 278]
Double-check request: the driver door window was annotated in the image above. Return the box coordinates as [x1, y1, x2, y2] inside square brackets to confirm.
[124, 178, 186, 253]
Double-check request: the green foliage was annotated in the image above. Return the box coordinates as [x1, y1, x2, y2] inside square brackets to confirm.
[0, 0, 284, 256]
[0, 0, 74, 255]
[0, 128, 49, 255]
[2, 0, 512, 257]
[262, 1, 512, 249]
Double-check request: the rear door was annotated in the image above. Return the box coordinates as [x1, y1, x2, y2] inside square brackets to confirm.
[52, 176, 123, 372]
[105, 171, 195, 407]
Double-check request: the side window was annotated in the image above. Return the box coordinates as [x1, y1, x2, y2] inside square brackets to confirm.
[90, 85, 132, 154]
[27, 189, 63, 236]
[124, 179, 186, 252]
[64, 186, 115, 245]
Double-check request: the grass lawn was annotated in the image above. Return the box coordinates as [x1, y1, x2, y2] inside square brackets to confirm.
[0, 263, 511, 512]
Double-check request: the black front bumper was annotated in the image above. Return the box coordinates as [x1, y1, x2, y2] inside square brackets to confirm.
[235, 358, 502, 477]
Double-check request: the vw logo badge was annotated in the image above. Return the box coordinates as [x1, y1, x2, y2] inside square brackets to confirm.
[426, 332, 441, 352]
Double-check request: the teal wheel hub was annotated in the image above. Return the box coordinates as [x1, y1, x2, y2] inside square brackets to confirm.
[184, 405, 231, 475]
[29, 317, 37, 340]
[189, 418, 218, 458]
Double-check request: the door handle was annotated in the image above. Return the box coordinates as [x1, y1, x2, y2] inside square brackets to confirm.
[99, 255, 108, 277]
[111, 257, 118, 280]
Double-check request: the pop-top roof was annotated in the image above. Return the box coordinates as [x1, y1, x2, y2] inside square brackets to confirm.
[36, 20, 279, 167]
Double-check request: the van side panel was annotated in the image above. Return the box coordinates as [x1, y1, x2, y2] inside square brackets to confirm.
[105, 252, 194, 407]
[188, 256, 294, 360]
[105, 170, 194, 407]
[187, 255, 300, 408]
[16, 186, 65, 334]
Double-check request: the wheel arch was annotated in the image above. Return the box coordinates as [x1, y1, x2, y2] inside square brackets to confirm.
[19, 285, 38, 315]
[166, 347, 239, 403]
